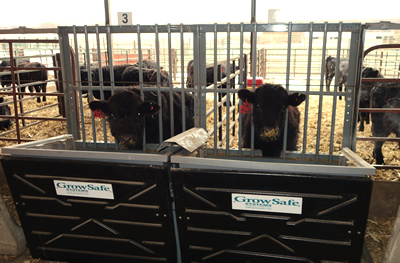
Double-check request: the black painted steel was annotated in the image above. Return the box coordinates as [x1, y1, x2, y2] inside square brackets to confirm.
[171, 168, 372, 263]
[1, 156, 176, 263]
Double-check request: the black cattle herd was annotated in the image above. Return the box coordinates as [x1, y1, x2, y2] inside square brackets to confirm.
[0, 57, 399, 164]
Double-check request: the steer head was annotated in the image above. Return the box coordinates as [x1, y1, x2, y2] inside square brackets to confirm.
[238, 84, 306, 140]
[80, 69, 95, 86]
[89, 89, 160, 149]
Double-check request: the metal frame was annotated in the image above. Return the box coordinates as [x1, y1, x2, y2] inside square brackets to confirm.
[57, 22, 367, 162]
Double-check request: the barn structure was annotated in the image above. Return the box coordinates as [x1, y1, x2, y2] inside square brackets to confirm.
[0, 15, 400, 263]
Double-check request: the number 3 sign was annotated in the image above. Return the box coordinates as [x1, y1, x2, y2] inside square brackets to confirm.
[117, 12, 133, 25]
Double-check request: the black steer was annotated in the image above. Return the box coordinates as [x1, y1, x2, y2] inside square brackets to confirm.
[238, 84, 306, 157]
[0, 97, 12, 130]
[121, 66, 170, 87]
[21, 62, 48, 103]
[133, 59, 158, 69]
[88, 87, 194, 149]
[358, 67, 384, 132]
[325, 56, 336, 91]
[370, 82, 400, 164]
[1, 61, 47, 103]
[81, 63, 170, 101]
[186, 60, 229, 89]
[80, 64, 132, 100]
[324, 56, 349, 100]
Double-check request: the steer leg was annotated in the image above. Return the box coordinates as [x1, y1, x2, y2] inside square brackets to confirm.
[373, 141, 385, 165]
[325, 74, 331, 92]
[34, 85, 41, 103]
[371, 111, 388, 164]
[41, 83, 47, 102]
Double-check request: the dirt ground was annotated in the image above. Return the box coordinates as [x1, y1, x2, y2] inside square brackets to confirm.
[0, 82, 398, 263]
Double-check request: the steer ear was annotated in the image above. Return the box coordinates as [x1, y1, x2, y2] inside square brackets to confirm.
[140, 101, 161, 116]
[88, 100, 110, 114]
[288, 93, 306, 106]
[238, 89, 255, 103]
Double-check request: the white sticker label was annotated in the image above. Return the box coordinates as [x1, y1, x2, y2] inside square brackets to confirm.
[54, 180, 114, 200]
[117, 12, 133, 25]
[232, 193, 302, 214]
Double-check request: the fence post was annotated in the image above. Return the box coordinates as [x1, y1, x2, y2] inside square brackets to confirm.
[55, 53, 65, 118]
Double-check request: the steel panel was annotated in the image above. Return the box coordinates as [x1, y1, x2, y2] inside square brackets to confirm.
[171, 168, 372, 263]
[1, 156, 176, 263]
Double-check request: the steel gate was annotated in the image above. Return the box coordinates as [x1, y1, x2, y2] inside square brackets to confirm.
[57, 22, 366, 161]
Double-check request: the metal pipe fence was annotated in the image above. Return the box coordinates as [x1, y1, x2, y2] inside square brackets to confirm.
[57, 22, 367, 164]
[0, 39, 64, 145]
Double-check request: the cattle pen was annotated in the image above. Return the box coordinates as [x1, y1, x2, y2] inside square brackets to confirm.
[0, 21, 400, 263]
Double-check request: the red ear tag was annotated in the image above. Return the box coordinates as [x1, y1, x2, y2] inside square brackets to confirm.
[240, 99, 251, 113]
[93, 109, 105, 118]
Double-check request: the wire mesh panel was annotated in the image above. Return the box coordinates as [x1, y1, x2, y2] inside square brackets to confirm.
[171, 167, 372, 263]
[1, 155, 177, 263]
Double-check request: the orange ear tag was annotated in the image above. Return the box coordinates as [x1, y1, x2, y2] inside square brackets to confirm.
[240, 99, 251, 113]
[93, 109, 105, 118]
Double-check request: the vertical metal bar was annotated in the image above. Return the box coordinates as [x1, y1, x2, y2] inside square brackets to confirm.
[249, 0, 256, 76]
[155, 24, 163, 144]
[250, 22, 257, 157]
[95, 25, 108, 148]
[348, 25, 365, 150]
[199, 26, 207, 130]
[107, 25, 116, 148]
[238, 23, 244, 157]
[282, 22, 292, 159]
[180, 24, 186, 131]
[58, 30, 79, 139]
[167, 24, 175, 137]
[213, 23, 218, 155]
[315, 22, 329, 161]
[106, 25, 115, 96]
[328, 22, 343, 161]
[302, 22, 313, 161]
[137, 24, 147, 152]
[225, 23, 231, 156]
[104, 0, 111, 25]
[193, 27, 200, 128]
[73, 26, 87, 147]
[84, 26, 97, 148]
[193, 25, 206, 129]
[104, 0, 111, 66]
[8, 43, 21, 144]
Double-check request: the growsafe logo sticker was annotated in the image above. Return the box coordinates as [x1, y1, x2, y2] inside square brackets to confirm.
[232, 193, 302, 214]
[54, 180, 114, 200]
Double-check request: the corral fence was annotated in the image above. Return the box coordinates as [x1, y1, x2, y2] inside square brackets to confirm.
[256, 48, 350, 80]
[357, 42, 400, 170]
[0, 35, 65, 145]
